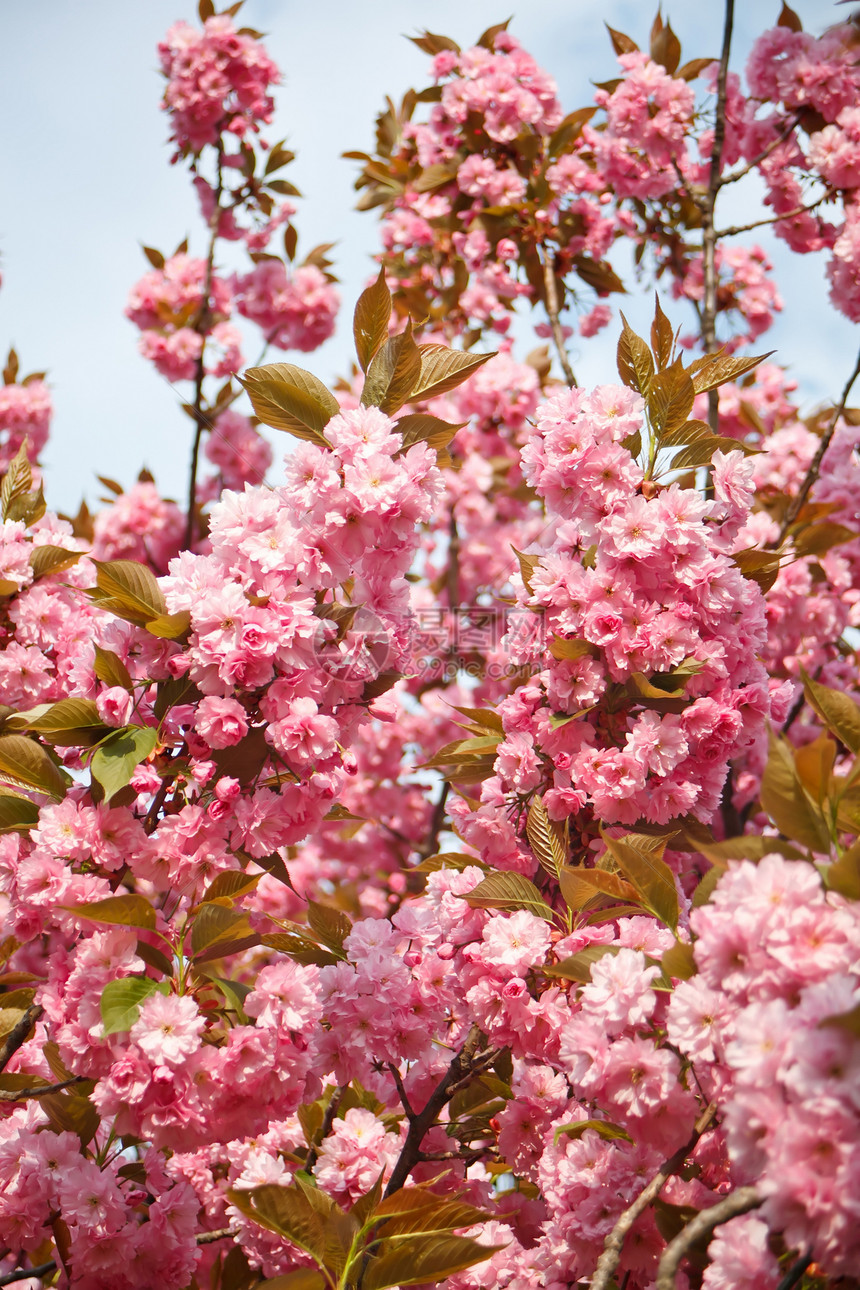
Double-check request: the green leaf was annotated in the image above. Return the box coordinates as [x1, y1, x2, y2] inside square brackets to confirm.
[411, 852, 486, 874]
[100, 975, 160, 1035]
[0, 734, 69, 799]
[353, 267, 392, 372]
[307, 900, 351, 953]
[661, 939, 697, 980]
[362, 321, 422, 415]
[801, 670, 860, 754]
[239, 363, 338, 445]
[63, 893, 157, 931]
[0, 792, 40, 833]
[7, 698, 110, 748]
[363, 1235, 505, 1290]
[90, 726, 158, 801]
[601, 832, 679, 931]
[395, 413, 465, 456]
[543, 944, 620, 983]
[201, 870, 260, 904]
[460, 871, 555, 922]
[40, 1088, 99, 1146]
[549, 637, 598, 662]
[558, 865, 639, 910]
[410, 345, 495, 402]
[255, 1276, 327, 1290]
[553, 1118, 633, 1146]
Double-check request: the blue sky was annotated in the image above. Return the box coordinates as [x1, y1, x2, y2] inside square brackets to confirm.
[0, 0, 852, 514]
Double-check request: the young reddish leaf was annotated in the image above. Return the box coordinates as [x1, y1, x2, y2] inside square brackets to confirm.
[460, 871, 555, 922]
[92, 559, 166, 623]
[778, 1, 803, 31]
[408, 30, 460, 57]
[687, 350, 772, 395]
[411, 852, 487, 874]
[191, 904, 259, 961]
[760, 732, 832, 852]
[92, 646, 134, 694]
[226, 1184, 328, 1263]
[395, 414, 465, 456]
[617, 315, 654, 394]
[29, 545, 81, 580]
[543, 944, 621, 982]
[650, 18, 681, 74]
[477, 18, 511, 50]
[676, 57, 717, 82]
[362, 321, 422, 414]
[526, 795, 567, 879]
[363, 1235, 507, 1290]
[511, 546, 540, 594]
[200, 871, 260, 905]
[410, 345, 496, 402]
[2, 347, 19, 385]
[650, 295, 675, 369]
[647, 361, 695, 435]
[239, 363, 338, 444]
[0, 734, 69, 799]
[605, 24, 639, 55]
[353, 267, 392, 372]
[559, 865, 639, 910]
[64, 893, 157, 931]
[601, 831, 679, 931]
[802, 669, 860, 753]
[141, 244, 165, 270]
[573, 255, 626, 295]
[1, 441, 33, 521]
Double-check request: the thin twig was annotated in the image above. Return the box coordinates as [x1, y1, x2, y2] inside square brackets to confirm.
[716, 190, 833, 239]
[0, 1005, 43, 1073]
[701, 0, 734, 433]
[0, 1261, 57, 1287]
[185, 146, 224, 550]
[416, 781, 451, 862]
[718, 113, 800, 187]
[655, 1186, 761, 1289]
[542, 254, 577, 388]
[196, 1227, 238, 1245]
[776, 344, 860, 545]
[590, 1101, 717, 1290]
[776, 1248, 813, 1290]
[0, 1076, 87, 1101]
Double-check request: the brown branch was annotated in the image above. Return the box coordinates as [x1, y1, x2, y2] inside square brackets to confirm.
[185, 146, 224, 550]
[383, 1025, 483, 1198]
[701, 0, 734, 433]
[0, 1075, 87, 1101]
[305, 1085, 345, 1173]
[542, 254, 577, 388]
[416, 781, 451, 862]
[718, 113, 800, 187]
[196, 1227, 238, 1245]
[776, 344, 860, 546]
[655, 1186, 761, 1289]
[776, 1249, 813, 1290]
[0, 1005, 43, 1073]
[590, 1101, 717, 1290]
[716, 189, 834, 238]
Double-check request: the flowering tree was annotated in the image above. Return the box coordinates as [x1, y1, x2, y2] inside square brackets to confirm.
[0, 3, 859, 1289]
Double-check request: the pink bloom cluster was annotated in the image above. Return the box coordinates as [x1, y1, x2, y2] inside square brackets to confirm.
[158, 16, 280, 156]
[0, 378, 51, 472]
[233, 262, 339, 352]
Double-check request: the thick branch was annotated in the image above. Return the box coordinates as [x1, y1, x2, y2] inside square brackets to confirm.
[416, 781, 451, 862]
[590, 1101, 717, 1290]
[542, 255, 577, 388]
[0, 1005, 43, 1073]
[777, 1249, 813, 1290]
[655, 1186, 761, 1289]
[701, 0, 734, 433]
[196, 1227, 239, 1246]
[383, 1025, 483, 1197]
[776, 344, 860, 545]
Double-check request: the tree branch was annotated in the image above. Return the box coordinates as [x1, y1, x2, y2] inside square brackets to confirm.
[0, 1076, 87, 1101]
[776, 343, 860, 546]
[542, 254, 577, 388]
[185, 146, 224, 550]
[0, 1262, 58, 1287]
[716, 189, 833, 239]
[0, 1005, 43, 1073]
[776, 1249, 813, 1290]
[701, 0, 734, 433]
[590, 1101, 717, 1290]
[654, 1186, 761, 1289]
[383, 1025, 483, 1198]
[196, 1227, 238, 1245]
[718, 113, 800, 187]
